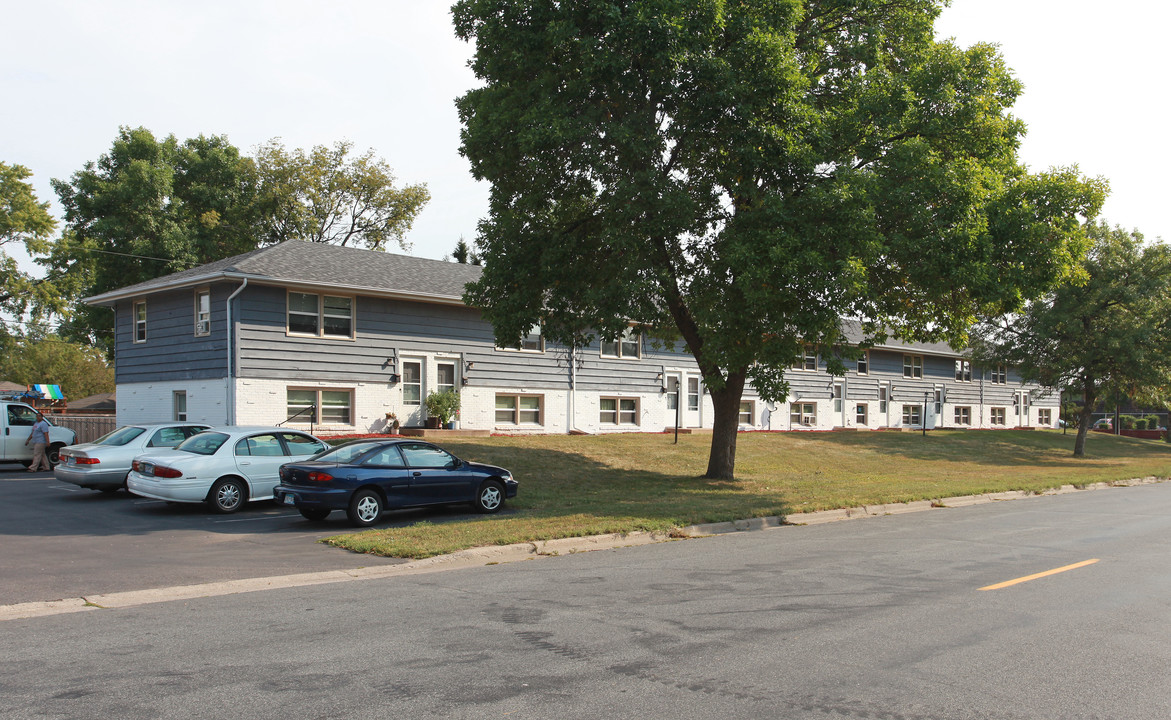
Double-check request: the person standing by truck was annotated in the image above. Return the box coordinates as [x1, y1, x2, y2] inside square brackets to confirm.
[25, 411, 51, 472]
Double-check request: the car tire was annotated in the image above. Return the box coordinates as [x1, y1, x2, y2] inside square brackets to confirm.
[298, 507, 331, 521]
[47, 443, 65, 467]
[473, 480, 505, 514]
[347, 489, 383, 527]
[209, 477, 247, 514]
[98, 487, 119, 494]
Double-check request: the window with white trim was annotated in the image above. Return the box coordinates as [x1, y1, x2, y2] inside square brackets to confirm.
[990, 364, 1008, 384]
[1038, 409, 1052, 426]
[600, 397, 639, 425]
[133, 301, 147, 343]
[793, 347, 817, 371]
[790, 402, 815, 427]
[437, 362, 457, 394]
[495, 394, 543, 425]
[954, 406, 971, 425]
[402, 361, 422, 406]
[286, 388, 353, 424]
[856, 403, 868, 425]
[498, 324, 544, 352]
[857, 351, 869, 375]
[955, 360, 971, 382]
[287, 291, 353, 338]
[902, 405, 922, 426]
[687, 377, 700, 411]
[740, 401, 756, 425]
[833, 382, 843, 413]
[173, 391, 187, 421]
[879, 384, 889, 414]
[903, 354, 923, 379]
[990, 407, 1007, 425]
[194, 289, 210, 336]
[600, 328, 640, 359]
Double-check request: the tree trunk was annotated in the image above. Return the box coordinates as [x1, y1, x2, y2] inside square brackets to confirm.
[705, 372, 747, 480]
[1072, 381, 1096, 458]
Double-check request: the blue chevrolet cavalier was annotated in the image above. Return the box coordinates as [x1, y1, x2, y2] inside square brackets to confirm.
[274, 439, 517, 527]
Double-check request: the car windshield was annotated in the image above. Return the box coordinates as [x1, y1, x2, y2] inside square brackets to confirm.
[174, 432, 229, 456]
[311, 441, 385, 464]
[92, 426, 147, 447]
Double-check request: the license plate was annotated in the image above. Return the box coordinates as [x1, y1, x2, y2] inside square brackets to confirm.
[282, 494, 295, 506]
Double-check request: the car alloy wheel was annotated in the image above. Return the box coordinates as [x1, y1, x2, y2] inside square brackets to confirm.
[474, 480, 504, 514]
[210, 478, 246, 514]
[347, 489, 383, 527]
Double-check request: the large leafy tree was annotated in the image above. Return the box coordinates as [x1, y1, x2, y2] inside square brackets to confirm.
[0, 334, 115, 400]
[454, 0, 1106, 479]
[47, 127, 263, 350]
[253, 140, 431, 250]
[0, 162, 68, 328]
[974, 222, 1171, 457]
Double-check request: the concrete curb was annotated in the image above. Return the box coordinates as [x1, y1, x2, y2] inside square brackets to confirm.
[2, 476, 1164, 622]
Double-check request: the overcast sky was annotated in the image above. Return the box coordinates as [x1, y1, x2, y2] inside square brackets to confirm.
[2, 0, 1166, 275]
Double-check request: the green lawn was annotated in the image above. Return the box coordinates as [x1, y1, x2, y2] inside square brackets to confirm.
[324, 429, 1171, 559]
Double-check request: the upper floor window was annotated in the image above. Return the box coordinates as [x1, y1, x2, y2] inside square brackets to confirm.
[793, 347, 818, 371]
[990, 364, 1008, 384]
[288, 291, 353, 339]
[133, 301, 147, 343]
[903, 354, 923, 379]
[955, 360, 971, 382]
[601, 328, 640, 359]
[498, 324, 544, 353]
[194, 289, 210, 336]
[856, 351, 869, 375]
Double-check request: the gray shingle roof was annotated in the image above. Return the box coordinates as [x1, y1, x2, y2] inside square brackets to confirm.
[85, 240, 483, 306]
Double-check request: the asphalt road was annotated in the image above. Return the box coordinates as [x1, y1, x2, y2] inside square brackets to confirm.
[3, 480, 1170, 719]
[0, 466, 506, 605]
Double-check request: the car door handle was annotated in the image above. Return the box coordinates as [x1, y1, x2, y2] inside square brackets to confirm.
[239, 461, 251, 466]
[412, 471, 422, 477]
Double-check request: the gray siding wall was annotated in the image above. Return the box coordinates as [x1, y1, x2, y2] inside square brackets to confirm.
[113, 284, 230, 384]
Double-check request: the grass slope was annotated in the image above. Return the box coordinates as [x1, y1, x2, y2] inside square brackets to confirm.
[325, 430, 1171, 559]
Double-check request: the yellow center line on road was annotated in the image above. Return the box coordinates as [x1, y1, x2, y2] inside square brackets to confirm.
[979, 559, 1100, 591]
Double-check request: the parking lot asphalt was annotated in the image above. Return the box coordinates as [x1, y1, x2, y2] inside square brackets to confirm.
[0, 465, 464, 605]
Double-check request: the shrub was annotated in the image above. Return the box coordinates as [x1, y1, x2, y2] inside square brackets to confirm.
[424, 389, 461, 426]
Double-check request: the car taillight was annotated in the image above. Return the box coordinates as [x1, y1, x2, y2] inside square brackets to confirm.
[132, 460, 141, 472]
[75, 457, 100, 465]
[307, 471, 334, 482]
[153, 466, 183, 478]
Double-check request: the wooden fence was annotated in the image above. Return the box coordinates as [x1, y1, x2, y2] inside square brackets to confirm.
[50, 415, 117, 444]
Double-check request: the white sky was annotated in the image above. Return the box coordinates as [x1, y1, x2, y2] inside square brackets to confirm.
[2, 0, 1167, 277]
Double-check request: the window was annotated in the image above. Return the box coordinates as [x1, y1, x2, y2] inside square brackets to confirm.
[666, 376, 679, 411]
[402, 361, 422, 405]
[361, 445, 407, 467]
[400, 443, 457, 468]
[902, 405, 922, 426]
[990, 407, 1007, 425]
[173, 391, 187, 421]
[147, 425, 206, 448]
[833, 383, 843, 413]
[740, 401, 756, 425]
[687, 377, 700, 411]
[194, 288, 210, 336]
[903, 354, 923, 379]
[955, 360, 971, 382]
[856, 403, 868, 426]
[990, 364, 1008, 384]
[6, 404, 38, 426]
[236, 433, 285, 457]
[879, 385, 889, 414]
[133, 301, 147, 343]
[495, 394, 542, 425]
[790, 402, 815, 426]
[954, 406, 972, 425]
[793, 347, 817, 371]
[934, 389, 943, 414]
[286, 388, 353, 424]
[857, 351, 869, 375]
[498, 324, 544, 352]
[437, 362, 456, 394]
[600, 398, 638, 425]
[601, 328, 640, 359]
[287, 291, 353, 338]
[1038, 409, 1052, 426]
[279, 432, 326, 456]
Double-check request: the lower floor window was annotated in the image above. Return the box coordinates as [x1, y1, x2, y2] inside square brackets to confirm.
[902, 405, 922, 426]
[173, 391, 187, 422]
[1038, 408, 1052, 426]
[600, 398, 639, 425]
[739, 401, 755, 425]
[789, 402, 814, 427]
[991, 407, 1007, 425]
[856, 403, 868, 426]
[287, 388, 352, 424]
[495, 394, 542, 425]
[954, 406, 972, 426]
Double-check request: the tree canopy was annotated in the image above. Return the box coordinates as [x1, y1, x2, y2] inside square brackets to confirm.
[454, 0, 1107, 478]
[0, 162, 67, 330]
[0, 334, 114, 400]
[253, 139, 431, 250]
[974, 221, 1171, 457]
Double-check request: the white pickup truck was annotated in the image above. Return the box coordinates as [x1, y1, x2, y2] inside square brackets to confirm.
[1, 401, 76, 467]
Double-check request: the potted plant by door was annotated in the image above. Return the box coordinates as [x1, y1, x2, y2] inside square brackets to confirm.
[384, 412, 401, 434]
[424, 390, 460, 430]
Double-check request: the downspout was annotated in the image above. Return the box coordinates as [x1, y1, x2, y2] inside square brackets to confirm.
[568, 342, 577, 433]
[225, 279, 249, 425]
